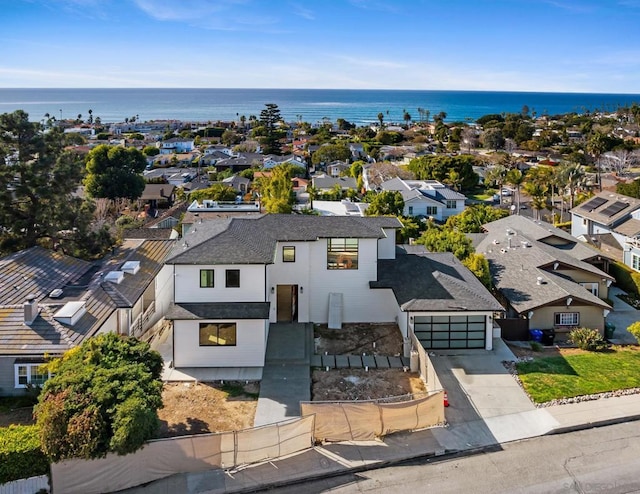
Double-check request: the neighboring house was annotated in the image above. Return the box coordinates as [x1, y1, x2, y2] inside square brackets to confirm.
[326, 161, 350, 177]
[312, 175, 357, 193]
[263, 154, 306, 169]
[570, 191, 640, 272]
[0, 241, 175, 396]
[164, 215, 501, 379]
[139, 184, 176, 210]
[310, 200, 369, 216]
[349, 143, 365, 160]
[379, 177, 467, 221]
[158, 138, 195, 154]
[222, 175, 251, 194]
[476, 215, 613, 337]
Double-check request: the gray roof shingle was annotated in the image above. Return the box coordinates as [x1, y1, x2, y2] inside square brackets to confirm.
[167, 215, 401, 265]
[166, 302, 270, 320]
[371, 251, 503, 312]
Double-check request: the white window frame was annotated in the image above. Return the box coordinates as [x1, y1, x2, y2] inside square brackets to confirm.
[579, 282, 599, 297]
[425, 206, 438, 215]
[445, 200, 456, 209]
[632, 253, 640, 272]
[14, 363, 51, 389]
[554, 312, 579, 326]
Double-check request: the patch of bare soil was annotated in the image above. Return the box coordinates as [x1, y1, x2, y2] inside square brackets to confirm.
[312, 368, 426, 401]
[314, 323, 404, 356]
[0, 407, 35, 427]
[506, 342, 588, 360]
[156, 381, 258, 438]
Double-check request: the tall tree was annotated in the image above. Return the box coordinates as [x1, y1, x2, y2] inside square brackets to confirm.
[257, 165, 295, 213]
[84, 145, 147, 200]
[258, 103, 284, 155]
[586, 132, 608, 192]
[505, 168, 525, 212]
[0, 110, 85, 251]
[365, 191, 404, 216]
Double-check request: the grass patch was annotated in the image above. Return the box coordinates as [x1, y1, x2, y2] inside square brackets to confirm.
[516, 346, 640, 403]
[220, 383, 259, 399]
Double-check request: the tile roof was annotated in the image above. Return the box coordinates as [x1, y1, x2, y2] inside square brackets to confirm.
[371, 250, 503, 312]
[167, 215, 401, 265]
[0, 247, 94, 305]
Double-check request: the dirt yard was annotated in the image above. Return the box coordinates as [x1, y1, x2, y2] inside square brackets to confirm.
[312, 323, 426, 401]
[312, 368, 426, 401]
[157, 381, 258, 437]
[314, 323, 404, 356]
[0, 382, 259, 437]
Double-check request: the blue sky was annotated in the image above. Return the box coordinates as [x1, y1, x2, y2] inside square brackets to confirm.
[2, 0, 640, 92]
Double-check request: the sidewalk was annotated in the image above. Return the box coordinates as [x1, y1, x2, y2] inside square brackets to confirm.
[121, 391, 640, 494]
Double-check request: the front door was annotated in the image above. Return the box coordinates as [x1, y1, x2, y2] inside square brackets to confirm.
[276, 285, 298, 322]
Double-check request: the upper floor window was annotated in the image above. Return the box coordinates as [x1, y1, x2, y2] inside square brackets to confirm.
[199, 323, 237, 346]
[446, 200, 457, 209]
[327, 238, 358, 270]
[200, 269, 214, 288]
[15, 363, 51, 389]
[579, 282, 599, 297]
[225, 269, 240, 288]
[632, 254, 640, 272]
[283, 246, 296, 262]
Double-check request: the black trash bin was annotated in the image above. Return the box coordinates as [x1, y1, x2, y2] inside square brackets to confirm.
[541, 328, 555, 345]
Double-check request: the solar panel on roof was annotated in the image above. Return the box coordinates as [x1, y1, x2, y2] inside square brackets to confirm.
[579, 197, 607, 211]
[600, 201, 629, 217]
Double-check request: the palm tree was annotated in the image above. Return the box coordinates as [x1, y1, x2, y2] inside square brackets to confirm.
[505, 168, 525, 213]
[377, 112, 384, 128]
[445, 170, 462, 192]
[523, 182, 547, 220]
[485, 164, 507, 205]
[560, 162, 585, 210]
[587, 132, 607, 192]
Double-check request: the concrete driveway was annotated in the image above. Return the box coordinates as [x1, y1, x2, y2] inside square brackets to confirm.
[429, 339, 558, 446]
[606, 287, 640, 345]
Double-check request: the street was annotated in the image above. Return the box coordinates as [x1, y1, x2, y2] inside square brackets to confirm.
[263, 421, 640, 493]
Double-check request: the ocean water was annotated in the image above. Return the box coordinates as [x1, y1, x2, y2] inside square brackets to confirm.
[1, 88, 639, 126]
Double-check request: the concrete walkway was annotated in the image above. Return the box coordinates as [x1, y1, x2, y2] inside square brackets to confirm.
[606, 286, 640, 345]
[253, 322, 312, 427]
[311, 353, 410, 369]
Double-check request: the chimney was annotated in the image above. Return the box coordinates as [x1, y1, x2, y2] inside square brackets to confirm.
[23, 294, 39, 325]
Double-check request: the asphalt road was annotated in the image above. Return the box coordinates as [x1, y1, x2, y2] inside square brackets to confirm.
[264, 421, 640, 494]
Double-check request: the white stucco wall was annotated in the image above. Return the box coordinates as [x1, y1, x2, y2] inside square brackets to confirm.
[174, 264, 266, 303]
[151, 264, 174, 327]
[267, 241, 311, 322]
[173, 319, 268, 367]
[377, 228, 396, 259]
[571, 213, 589, 237]
[307, 238, 397, 323]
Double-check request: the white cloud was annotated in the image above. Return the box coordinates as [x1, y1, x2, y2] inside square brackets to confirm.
[290, 3, 315, 20]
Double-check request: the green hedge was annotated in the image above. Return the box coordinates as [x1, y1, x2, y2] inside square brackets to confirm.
[609, 261, 640, 296]
[0, 425, 49, 484]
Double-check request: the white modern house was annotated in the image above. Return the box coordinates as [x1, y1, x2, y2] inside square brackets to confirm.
[164, 215, 501, 379]
[379, 177, 467, 221]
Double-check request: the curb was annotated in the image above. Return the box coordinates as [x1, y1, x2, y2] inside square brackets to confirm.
[546, 413, 640, 436]
[226, 444, 502, 493]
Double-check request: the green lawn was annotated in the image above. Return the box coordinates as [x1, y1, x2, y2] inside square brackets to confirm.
[516, 347, 640, 403]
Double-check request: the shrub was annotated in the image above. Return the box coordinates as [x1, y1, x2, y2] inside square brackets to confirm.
[529, 341, 543, 352]
[609, 261, 640, 296]
[0, 425, 49, 484]
[569, 328, 608, 351]
[627, 321, 640, 343]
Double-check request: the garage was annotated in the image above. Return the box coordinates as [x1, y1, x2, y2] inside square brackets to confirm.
[413, 314, 487, 349]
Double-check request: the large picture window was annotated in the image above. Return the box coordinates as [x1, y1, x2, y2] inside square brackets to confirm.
[200, 269, 215, 288]
[199, 323, 237, 346]
[554, 312, 579, 326]
[632, 254, 640, 272]
[15, 363, 51, 388]
[225, 269, 240, 288]
[327, 238, 358, 270]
